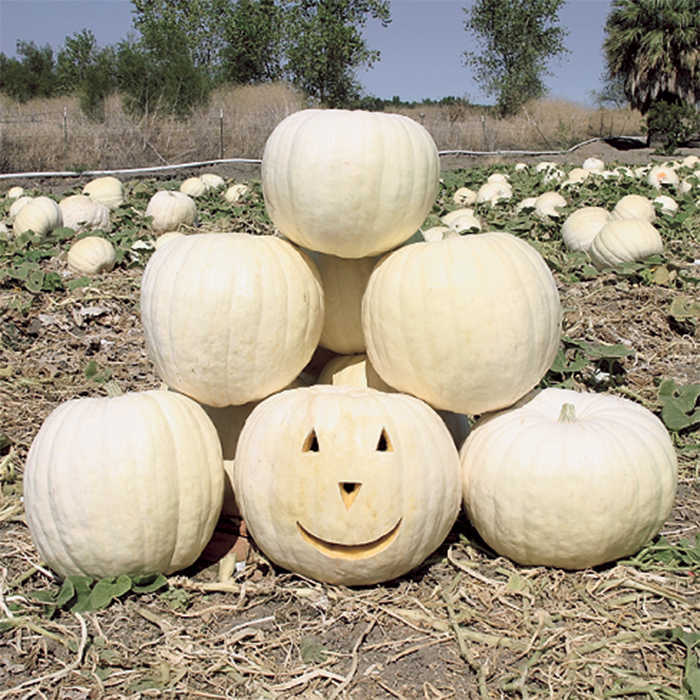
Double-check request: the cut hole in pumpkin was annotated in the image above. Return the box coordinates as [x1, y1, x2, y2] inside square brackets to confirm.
[302, 429, 319, 452]
[376, 428, 392, 452]
[339, 482, 361, 509]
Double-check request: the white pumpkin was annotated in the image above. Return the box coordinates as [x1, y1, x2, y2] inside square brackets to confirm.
[200, 173, 225, 190]
[261, 109, 440, 258]
[460, 388, 677, 569]
[9, 195, 32, 222]
[231, 385, 461, 585]
[534, 191, 567, 219]
[12, 196, 62, 236]
[647, 165, 679, 189]
[312, 251, 378, 354]
[145, 190, 197, 233]
[23, 390, 224, 578]
[154, 231, 185, 249]
[6, 186, 24, 199]
[441, 208, 481, 233]
[582, 157, 605, 172]
[224, 183, 250, 203]
[421, 225, 453, 241]
[67, 236, 116, 274]
[589, 219, 663, 268]
[561, 207, 611, 252]
[561, 168, 591, 187]
[654, 195, 678, 214]
[452, 187, 477, 206]
[362, 231, 562, 415]
[59, 194, 111, 232]
[476, 181, 512, 205]
[611, 194, 656, 223]
[180, 177, 207, 197]
[515, 197, 538, 213]
[82, 176, 125, 209]
[140, 232, 324, 407]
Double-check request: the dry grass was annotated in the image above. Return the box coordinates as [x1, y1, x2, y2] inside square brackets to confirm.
[398, 98, 644, 152]
[0, 83, 306, 173]
[0, 86, 645, 173]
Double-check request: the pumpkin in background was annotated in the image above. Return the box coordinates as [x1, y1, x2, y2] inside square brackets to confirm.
[231, 385, 461, 585]
[23, 390, 224, 578]
[8, 195, 33, 222]
[441, 208, 482, 233]
[261, 109, 440, 258]
[452, 187, 477, 206]
[312, 251, 378, 354]
[67, 236, 116, 274]
[180, 177, 207, 197]
[534, 191, 567, 219]
[460, 388, 677, 569]
[589, 219, 663, 268]
[362, 231, 562, 415]
[59, 194, 111, 233]
[145, 190, 197, 232]
[224, 183, 250, 203]
[12, 196, 62, 236]
[647, 165, 679, 189]
[83, 176, 125, 209]
[561, 206, 611, 252]
[475, 181, 512, 205]
[318, 353, 471, 449]
[611, 194, 655, 222]
[200, 173, 225, 190]
[140, 232, 324, 407]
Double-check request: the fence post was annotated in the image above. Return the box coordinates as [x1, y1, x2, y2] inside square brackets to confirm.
[481, 115, 488, 151]
[63, 106, 68, 149]
[219, 108, 224, 159]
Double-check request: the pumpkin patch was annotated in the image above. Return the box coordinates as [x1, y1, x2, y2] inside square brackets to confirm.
[1, 121, 697, 697]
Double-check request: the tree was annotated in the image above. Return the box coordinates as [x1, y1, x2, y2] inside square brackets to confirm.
[56, 30, 117, 120]
[131, 0, 234, 78]
[0, 41, 56, 102]
[115, 31, 210, 117]
[220, 0, 284, 84]
[462, 0, 569, 117]
[602, 0, 698, 115]
[282, 0, 391, 107]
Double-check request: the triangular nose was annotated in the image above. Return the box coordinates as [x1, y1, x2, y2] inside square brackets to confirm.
[339, 482, 362, 510]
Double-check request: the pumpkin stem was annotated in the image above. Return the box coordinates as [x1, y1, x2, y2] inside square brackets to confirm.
[558, 403, 576, 423]
[104, 380, 124, 398]
[441, 229, 461, 240]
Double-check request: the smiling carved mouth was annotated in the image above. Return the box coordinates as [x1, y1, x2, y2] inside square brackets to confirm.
[296, 519, 402, 560]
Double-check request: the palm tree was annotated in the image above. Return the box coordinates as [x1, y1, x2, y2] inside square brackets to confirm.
[603, 0, 698, 114]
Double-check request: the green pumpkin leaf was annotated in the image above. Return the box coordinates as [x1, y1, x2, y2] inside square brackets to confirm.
[131, 573, 167, 594]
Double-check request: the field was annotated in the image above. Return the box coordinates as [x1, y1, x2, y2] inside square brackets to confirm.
[0, 121, 699, 697]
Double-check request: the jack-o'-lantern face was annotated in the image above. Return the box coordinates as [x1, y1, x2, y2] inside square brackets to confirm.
[231, 386, 461, 585]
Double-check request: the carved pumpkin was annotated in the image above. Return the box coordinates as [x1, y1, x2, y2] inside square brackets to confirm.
[231, 386, 461, 585]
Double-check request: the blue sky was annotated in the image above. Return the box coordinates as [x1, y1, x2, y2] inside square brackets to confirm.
[0, 0, 614, 105]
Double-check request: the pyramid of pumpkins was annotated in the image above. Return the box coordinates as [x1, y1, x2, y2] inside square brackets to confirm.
[23, 109, 677, 587]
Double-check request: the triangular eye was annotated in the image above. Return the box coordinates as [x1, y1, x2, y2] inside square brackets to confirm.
[302, 429, 319, 452]
[376, 428, 392, 452]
